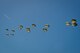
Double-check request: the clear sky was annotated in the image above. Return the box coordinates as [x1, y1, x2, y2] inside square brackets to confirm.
[0, 0, 80, 53]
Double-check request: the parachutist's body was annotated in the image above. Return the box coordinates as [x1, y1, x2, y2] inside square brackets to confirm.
[26, 28, 30, 32]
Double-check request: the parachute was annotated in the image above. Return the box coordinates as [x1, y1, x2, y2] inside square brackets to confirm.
[44, 24, 50, 28]
[26, 28, 30, 32]
[72, 23, 78, 26]
[5, 29, 15, 36]
[71, 19, 77, 24]
[71, 19, 78, 26]
[5, 29, 9, 31]
[66, 22, 71, 26]
[11, 30, 15, 32]
[19, 25, 23, 30]
[66, 19, 78, 27]
[10, 34, 14, 36]
[43, 28, 48, 32]
[43, 24, 50, 32]
[32, 24, 36, 27]
[5, 33, 9, 36]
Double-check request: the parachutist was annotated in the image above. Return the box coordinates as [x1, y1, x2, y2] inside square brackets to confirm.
[19, 25, 23, 30]
[11, 30, 15, 32]
[10, 34, 14, 36]
[26, 28, 30, 32]
[44, 24, 50, 28]
[66, 22, 71, 26]
[72, 23, 78, 26]
[5, 29, 9, 31]
[32, 24, 36, 27]
[71, 19, 77, 24]
[43, 28, 48, 32]
[5, 33, 9, 36]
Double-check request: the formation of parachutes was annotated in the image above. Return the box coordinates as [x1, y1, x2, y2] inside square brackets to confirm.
[66, 19, 78, 26]
[1, 18, 80, 38]
[18, 24, 50, 32]
[65, 19, 80, 30]
[4, 24, 50, 37]
[5, 29, 15, 36]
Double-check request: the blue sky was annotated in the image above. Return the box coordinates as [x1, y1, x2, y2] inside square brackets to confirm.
[0, 0, 80, 53]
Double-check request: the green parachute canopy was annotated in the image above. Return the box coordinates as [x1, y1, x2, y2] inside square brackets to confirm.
[19, 25, 23, 30]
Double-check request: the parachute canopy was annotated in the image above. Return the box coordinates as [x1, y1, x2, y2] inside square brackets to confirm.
[11, 30, 15, 32]
[66, 22, 71, 26]
[71, 19, 77, 24]
[44, 24, 50, 28]
[5, 33, 9, 36]
[32, 24, 36, 27]
[26, 28, 30, 32]
[43, 28, 48, 32]
[10, 34, 14, 36]
[71, 19, 78, 26]
[5, 29, 9, 31]
[19, 25, 23, 30]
